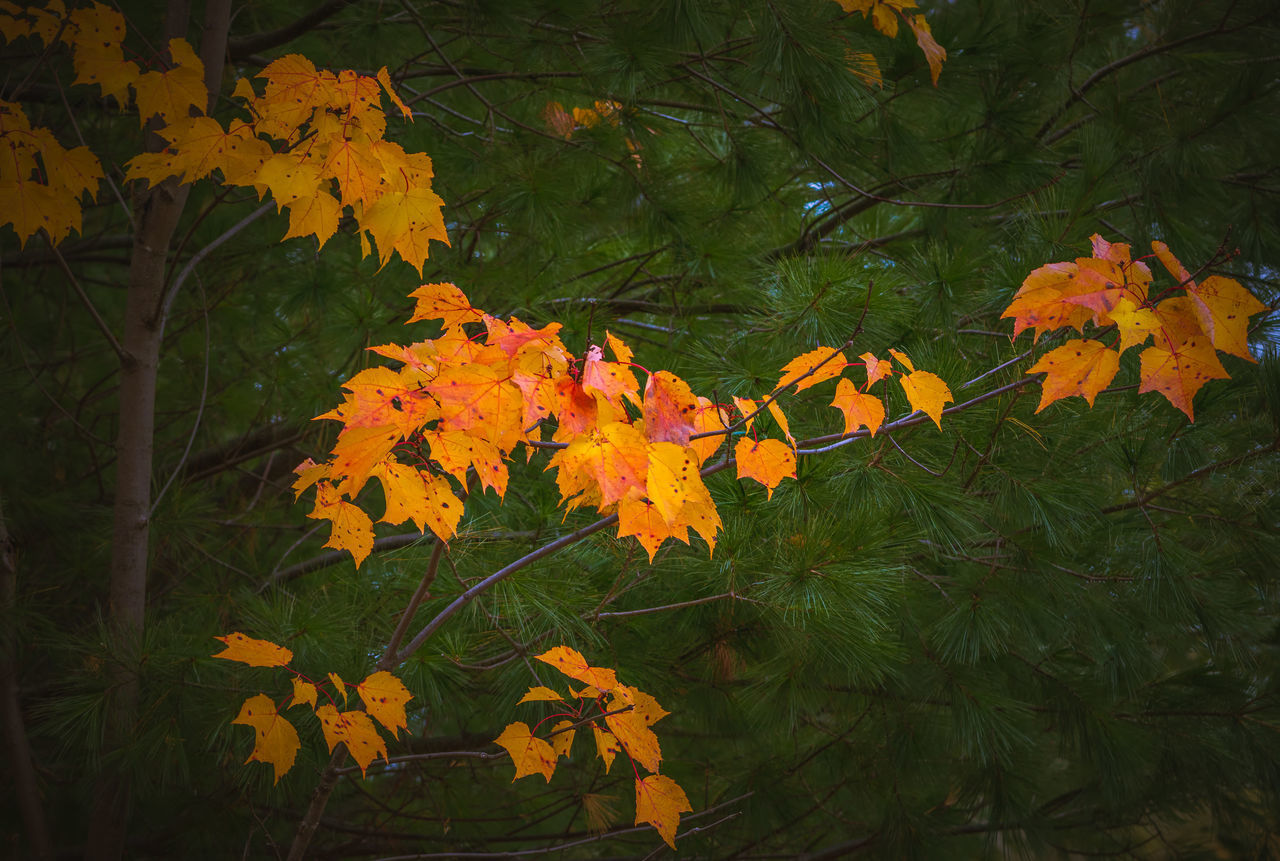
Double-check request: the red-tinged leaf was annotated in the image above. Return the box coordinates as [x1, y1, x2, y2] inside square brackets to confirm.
[552, 422, 651, 508]
[542, 101, 574, 139]
[407, 282, 483, 329]
[535, 646, 618, 692]
[232, 694, 300, 784]
[581, 345, 640, 410]
[212, 632, 293, 668]
[552, 375, 599, 440]
[517, 686, 565, 704]
[549, 720, 575, 760]
[860, 351, 893, 387]
[355, 670, 412, 737]
[429, 363, 526, 457]
[1026, 339, 1120, 413]
[291, 678, 318, 710]
[494, 721, 558, 782]
[605, 689, 662, 773]
[905, 14, 946, 85]
[328, 423, 401, 498]
[1001, 261, 1095, 341]
[642, 371, 699, 445]
[617, 495, 688, 562]
[1139, 335, 1230, 422]
[775, 347, 848, 393]
[735, 437, 796, 499]
[899, 370, 952, 430]
[307, 482, 374, 567]
[316, 366, 439, 436]
[315, 705, 388, 777]
[635, 774, 693, 849]
[1186, 275, 1266, 361]
[593, 726, 621, 772]
[830, 378, 885, 437]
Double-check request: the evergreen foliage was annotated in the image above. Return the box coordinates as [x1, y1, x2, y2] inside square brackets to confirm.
[2, 0, 1278, 857]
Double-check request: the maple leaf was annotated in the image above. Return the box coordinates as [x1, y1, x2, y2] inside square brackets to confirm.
[605, 687, 662, 773]
[317, 366, 439, 436]
[212, 632, 293, 668]
[550, 720, 576, 760]
[898, 369, 952, 430]
[329, 672, 348, 705]
[581, 345, 640, 411]
[643, 371, 699, 445]
[542, 101, 575, 139]
[406, 282, 484, 329]
[371, 460, 463, 543]
[291, 678, 318, 710]
[550, 422, 650, 509]
[617, 496, 688, 561]
[1025, 339, 1120, 413]
[831, 378, 885, 436]
[355, 670, 413, 737]
[775, 347, 848, 393]
[494, 721, 558, 782]
[635, 774, 693, 849]
[1185, 275, 1266, 361]
[518, 686, 565, 704]
[307, 481, 375, 567]
[376, 66, 412, 119]
[423, 429, 505, 495]
[1108, 297, 1161, 354]
[535, 646, 619, 691]
[905, 14, 946, 86]
[645, 442, 704, 526]
[360, 186, 450, 275]
[428, 363, 526, 459]
[1139, 336, 1229, 422]
[593, 726, 622, 772]
[767, 400, 796, 449]
[315, 705, 388, 777]
[860, 351, 893, 387]
[735, 437, 796, 499]
[232, 694, 300, 784]
[328, 425, 400, 497]
[133, 38, 207, 124]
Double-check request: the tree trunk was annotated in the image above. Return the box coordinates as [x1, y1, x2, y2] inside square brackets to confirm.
[84, 3, 230, 858]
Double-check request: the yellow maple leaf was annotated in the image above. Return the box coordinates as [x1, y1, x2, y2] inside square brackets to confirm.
[535, 646, 619, 692]
[634, 774, 693, 849]
[212, 632, 293, 668]
[133, 38, 207, 124]
[307, 481, 375, 567]
[232, 694, 300, 784]
[734, 437, 795, 499]
[315, 705, 388, 777]
[898, 369, 953, 430]
[1025, 339, 1120, 413]
[355, 670, 413, 737]
[494, 721, 558, 782]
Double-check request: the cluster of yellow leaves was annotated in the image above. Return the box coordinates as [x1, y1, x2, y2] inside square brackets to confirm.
[833, 0, 946, 86]
[298, 281, 954, 567]
[542, 99, 623, 140]
[0, 1, 445, 273]
[1003, 235, 1267, 421]
[495, 647, 691, 848]
[212, 632, 412, 783]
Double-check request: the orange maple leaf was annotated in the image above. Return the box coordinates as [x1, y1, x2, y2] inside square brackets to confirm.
[307, 482, 375, 567]
[830, 378, 885, 437]
[775, 347, 848, 393]
[371, 460, 463, 543]
[643, 371, 699, 445]
[617, 496, 688, 562]
[1138, 336, 1229, 422]
[1025, 339, 1120, 413]
[634, 774, 693, 849]
[212, 632, 293, 668]
[232, 694, 300, 784]
[735, 437, 796, 499]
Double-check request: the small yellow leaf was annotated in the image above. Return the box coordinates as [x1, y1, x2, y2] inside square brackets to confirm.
[494, 721, 558, 782]
[232, 694, 300, 784]
[634, 774, 693, 849]
[212, 632, 293, 668]
[355, 670, 412, 737]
